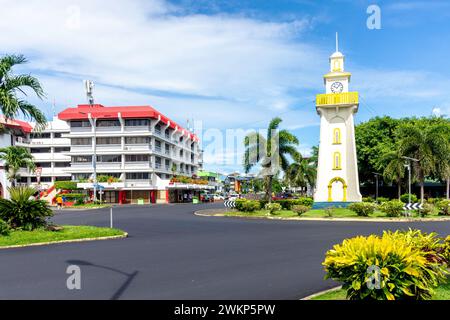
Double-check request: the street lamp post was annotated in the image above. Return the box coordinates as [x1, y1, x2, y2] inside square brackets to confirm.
[402, 156, 419, 205]
[372, 172, 381, 201]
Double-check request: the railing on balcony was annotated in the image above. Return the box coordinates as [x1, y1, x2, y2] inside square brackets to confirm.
[15, 137, 30, 145]
[154, 146, 162, 154]
[316, 92, 359, 107]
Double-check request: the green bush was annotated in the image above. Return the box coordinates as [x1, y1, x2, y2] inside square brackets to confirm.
[0, 187, 53, 230]
[348, 202, 377, 217]
[61, 193, 86, 201]
[0, 219, 10, 236]
[426, 198, 442, 204]
[400, 193, 418, 204]
[265, 202, 282, 215]
[362, 197, 375, 203]
[376, 197, 389, 204]
[379, 200, 404, 217]
[292, 205, 310, 216]
[54, 181, 79, 190]
[419, 203, 434, 217]
[235, 199, 260, 212]
[323, 229, 448, 300]
[293, 197, 314, 207]
[74, 198, 85, 206]
[324, 206, 334, 217]
[436, 200, 450, 216]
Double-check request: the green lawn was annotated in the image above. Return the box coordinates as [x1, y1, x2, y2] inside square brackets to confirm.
[224, 208, 445, 219]
[311, 278, 450, 300]
[0, 225, 126, 248]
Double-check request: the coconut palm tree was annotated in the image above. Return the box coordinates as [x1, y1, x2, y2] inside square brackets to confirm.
[376, 144, 406, 200]
[0, 146, 35, 186]
[285, 155, 317, 195]
[243, 117, 299, 202]
[0, 54, 47, 129]
[397, 120, 449, 203]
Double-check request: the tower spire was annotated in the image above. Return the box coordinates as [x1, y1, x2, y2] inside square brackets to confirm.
[335, 32, 339, 52]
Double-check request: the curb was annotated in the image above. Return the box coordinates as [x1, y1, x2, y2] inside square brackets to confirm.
[0, 232, 128, 250]
[194, 210, 450, 223]
[300, 286, 343, 300]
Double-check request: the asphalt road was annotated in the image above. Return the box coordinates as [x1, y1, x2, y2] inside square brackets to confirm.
[1, 203, 450, 300]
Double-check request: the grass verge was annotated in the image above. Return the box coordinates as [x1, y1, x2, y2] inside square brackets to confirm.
[0, 225, 125, 248]
[310, 278, 450, 300]
[223, 208, 448, 220]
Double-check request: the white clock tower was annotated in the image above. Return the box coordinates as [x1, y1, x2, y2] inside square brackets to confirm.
[313, 34, 362, 205]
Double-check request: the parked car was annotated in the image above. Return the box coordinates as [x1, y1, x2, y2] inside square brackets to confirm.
[227, 194, 240, 201]
[214, 194, 225, 201]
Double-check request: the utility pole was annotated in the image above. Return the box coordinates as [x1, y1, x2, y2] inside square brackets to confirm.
[402, 156, 419, 205]
[82, 80, 97, 202]
[372, 172, 381, 201]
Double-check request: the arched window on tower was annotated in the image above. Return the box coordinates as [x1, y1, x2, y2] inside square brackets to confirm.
[333, 128, 341, 144]
[333, 152, 342, 170]
[333, 59, 341, 72]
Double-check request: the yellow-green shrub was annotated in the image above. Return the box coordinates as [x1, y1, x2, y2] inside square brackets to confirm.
[348, 202, 376, 216]
[235, 199, 260, 212]
[323, 230, 448, 300]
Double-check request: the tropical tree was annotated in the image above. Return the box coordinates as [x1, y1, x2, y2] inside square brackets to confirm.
[397, 119, 449, 203]
[0, 146, 35, 186]
[285, 155, 317, 195]
[376, 143, 406, 199]
[243, 117, 299, 202]
[0, 54, 47, 128]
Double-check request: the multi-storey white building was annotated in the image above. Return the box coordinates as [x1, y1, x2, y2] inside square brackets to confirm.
[57, 103, 207, 204]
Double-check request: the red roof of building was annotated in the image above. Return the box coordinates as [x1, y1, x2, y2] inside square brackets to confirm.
[0, 116, 34, 133]
[58, 104, 198, 141]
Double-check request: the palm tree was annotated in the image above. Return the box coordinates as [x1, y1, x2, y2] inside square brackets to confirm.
[376, 144, 406, 200]
[243, 117, 299, 202]
[0, 54, 47, 129]
[397, 121, 448, 203]
[0, 146, 35, 186]
[285, 155, 317, 195]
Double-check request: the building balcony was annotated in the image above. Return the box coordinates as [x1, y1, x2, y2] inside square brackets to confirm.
[124, 162, 152, 169]
[316, 92, 359, 107]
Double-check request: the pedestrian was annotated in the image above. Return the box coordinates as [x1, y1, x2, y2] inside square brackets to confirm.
[56, 196, 63, 210]
[62, 195, 67, 208]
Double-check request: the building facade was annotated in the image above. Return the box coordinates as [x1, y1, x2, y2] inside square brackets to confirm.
[313, 39, 362, 204]
[57, 104, 204, 204]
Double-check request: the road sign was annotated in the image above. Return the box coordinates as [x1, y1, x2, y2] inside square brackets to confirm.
[224, 200, 236, 208]
[403, 203, 423, 210]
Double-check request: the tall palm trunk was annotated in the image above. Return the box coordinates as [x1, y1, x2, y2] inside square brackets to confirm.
[419, 171, 425, 204]
[446, 177, 449, 200]
[397, 181, 402, 200]
[266, 175, 273, 203]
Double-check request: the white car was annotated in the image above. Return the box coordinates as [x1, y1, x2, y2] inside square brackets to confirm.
[228, 194, 239, 201]
[214, 194, 225, 201]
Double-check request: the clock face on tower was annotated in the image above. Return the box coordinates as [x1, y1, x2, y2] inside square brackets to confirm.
[330, 81, 344, 93]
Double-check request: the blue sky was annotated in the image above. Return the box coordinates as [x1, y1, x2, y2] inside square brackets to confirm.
[1, 0, 449, 174]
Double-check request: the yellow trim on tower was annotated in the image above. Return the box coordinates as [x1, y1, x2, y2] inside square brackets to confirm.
[333, 152, 342, 170]
[333, 128, 341, 144]
[327, 177, 348, 202]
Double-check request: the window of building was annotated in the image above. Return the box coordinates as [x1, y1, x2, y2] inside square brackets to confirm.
[99, 173, 121, 178]
[72, 138, 92, 145]
[54, 147, 70, 152]
[333, 152, 342, 170]
[333, 128, 341, 144]
[125, 119, 149, 127]
[39, 176, 52, 182]
[125, 154, 149, 162]
[165, 128, 170, 139]
[53, 132, 68, 138]
[30, 132, 51, 139]
[70, 120, 91, 128]
[72, 156, 92, 163]
[35, 162, 51, 168]
[54, 162, 71, 167]
[96, 155, 122, 163]
[31, 147, 51, 153]
[96, 137, 121, 145]
[126, 172, 150, 180]
[155, 124, 162, 134]
[125, 136, 149, 144]
[97, 120, 120, 127]
[55, 176, 71, 181]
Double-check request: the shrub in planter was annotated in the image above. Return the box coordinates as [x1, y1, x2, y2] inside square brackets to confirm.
[436, 200, 450, 216]
[376, 197, 389, 204]
[362, 197, 375, 203]
[379, 200, 404, 217]
[274, 199, 291, 210]
[443, 236, 450, 265]
[54, 181, 79, 190]
[0, 219, 10, 236]
[235, 199, 260, 212]
[348, 202, 376, 217]
[324, 206, 334, 217]
[323, 230, 448, 300]
[0, 187, 53, 230]
[292, 205, 310, 216]
[400, 193, 418, 204]
[293, 197, 314, 207]
[418, 203, 434, 217]
[265, 202, 282, 215]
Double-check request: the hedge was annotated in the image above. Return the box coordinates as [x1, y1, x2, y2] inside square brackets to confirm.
[54, 181, 79, 190]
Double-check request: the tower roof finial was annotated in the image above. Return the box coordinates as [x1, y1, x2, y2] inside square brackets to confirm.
[335, 32, 339, 52]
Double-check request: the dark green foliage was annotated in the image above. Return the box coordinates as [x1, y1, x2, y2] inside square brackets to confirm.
[0, 219, 10, 236]
[0, 187, 53, 230]
[400, 193, 418, 204]
[379, 200, 404, 217]
[348, 202, 376, 217]
[437, 200, 450, 216]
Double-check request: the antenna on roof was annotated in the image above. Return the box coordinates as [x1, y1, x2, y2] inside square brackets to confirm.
[84, 80, 95, 106]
